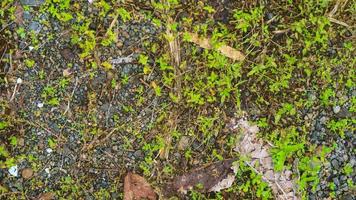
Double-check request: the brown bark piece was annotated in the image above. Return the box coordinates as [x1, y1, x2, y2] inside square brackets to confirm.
[163, 159, 237, 197]
[124, 172, 157, 200]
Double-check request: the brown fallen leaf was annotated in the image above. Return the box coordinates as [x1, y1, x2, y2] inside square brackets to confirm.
[230, 117, 300, 200]
[185, 32, 245, 61]
[124, 172, 157, 200]
[21, 168, 33, 179]
[163, 159, 237, 197]
[14, 1, 24, 25]
[38, 192, 55, 200]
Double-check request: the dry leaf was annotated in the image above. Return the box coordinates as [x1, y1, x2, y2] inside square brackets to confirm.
[185, 32, 245, 61]
[38, 192, 55, 200]
[163, 159, 237, 197]
[14, 2, 24, 25]
[124, 172, 157, 200]
[229, 117, 300, 200]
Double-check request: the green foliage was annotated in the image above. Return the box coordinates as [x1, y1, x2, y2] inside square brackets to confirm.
[274, 103, 296, 124]
[0, 121, 8, 130]
[271, 127, 304, 171]
[117, 7, 131, 22]
[297, 146, 332, 199]
[320, 88, 335, 106]
[232, 159, 272, 200]
[16, 27, 26, 39]
[232, 7, 263, 33]
[327, 119, 354, 138]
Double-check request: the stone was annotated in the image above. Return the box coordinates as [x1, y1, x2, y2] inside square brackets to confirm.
[8, 165, 18, 177]
[333, 177, 340, 186]
[21, 168, 33, 179]
[23, 11, 32, 20]
[331, 159, 340, 169]
[20, 0, 45, 6]
[333, 105, 341, 114]
[28, 21, 42, 33]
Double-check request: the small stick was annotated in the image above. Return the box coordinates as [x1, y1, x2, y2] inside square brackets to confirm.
[63, 77, 79, 115]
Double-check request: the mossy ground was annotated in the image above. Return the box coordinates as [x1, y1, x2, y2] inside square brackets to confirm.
[0, 0, 355, 199]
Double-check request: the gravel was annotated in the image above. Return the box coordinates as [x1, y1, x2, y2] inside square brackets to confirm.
[20, 0, 45, 6]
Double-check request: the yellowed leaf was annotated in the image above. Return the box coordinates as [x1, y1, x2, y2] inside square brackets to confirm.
[185, 32, 245, 61]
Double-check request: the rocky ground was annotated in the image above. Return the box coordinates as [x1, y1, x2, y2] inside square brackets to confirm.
[0, 0, 355, 199]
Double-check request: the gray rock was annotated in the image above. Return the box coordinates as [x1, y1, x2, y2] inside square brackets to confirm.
[20, 0, 44, 6]
[319, 116, 328, 124]
[333, 177, 340, 186]
[133, 150, 143, 159]
[331, 159, 340, 169]
[333, 105, 341, 114]
[23, 11, 32, 20]
[28, 21, 41, 33]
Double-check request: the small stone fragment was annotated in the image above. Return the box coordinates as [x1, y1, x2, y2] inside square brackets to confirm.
[333, 105, 341, 114]
[16, 78, 23, 84]
[8, 165, 18, 177]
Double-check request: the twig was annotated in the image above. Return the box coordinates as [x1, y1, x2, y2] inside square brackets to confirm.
[328, 1, 340, 17]
[63, 77, 79, 115]
[81, 126, 121, 151]
[105, 13, 119, 37]
[9, 77, 19, 102]
[328, 17, 351, 28]
[272, 28, 290, 34]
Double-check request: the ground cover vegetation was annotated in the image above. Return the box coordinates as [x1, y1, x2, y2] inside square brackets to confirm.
[0, 0, 355, 199]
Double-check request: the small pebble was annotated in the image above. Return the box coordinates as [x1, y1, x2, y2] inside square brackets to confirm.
[8, 165, 18, 177]
[37, 102, 44, 108]
[46, 148, 53, 154]
[333, 105, 341, 114]
[331, 159, 340, 169]
[16, 78, 23, 84]
[45, 168, 50, 177]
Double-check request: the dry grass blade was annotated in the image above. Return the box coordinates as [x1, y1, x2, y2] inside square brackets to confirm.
[14, 2, 24, 25]
[328, 17, 351, 28]
[159, 17, 181, 160]
[186, 32, 245, 61]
